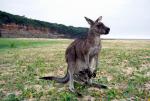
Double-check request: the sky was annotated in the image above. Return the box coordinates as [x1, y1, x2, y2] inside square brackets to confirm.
[0, 0, 150, 39]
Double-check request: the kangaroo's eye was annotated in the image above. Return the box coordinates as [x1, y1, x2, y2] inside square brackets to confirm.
[97, 24, 102, 28]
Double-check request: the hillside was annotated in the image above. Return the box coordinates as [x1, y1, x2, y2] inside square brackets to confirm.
[0, 11, 88, 38]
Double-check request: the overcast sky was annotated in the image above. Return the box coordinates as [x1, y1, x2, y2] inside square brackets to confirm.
[0, 0, 150, 39]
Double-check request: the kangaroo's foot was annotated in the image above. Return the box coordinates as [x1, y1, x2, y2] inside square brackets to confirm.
[85, 81, 108, 89]
[69, 87, 82, 97]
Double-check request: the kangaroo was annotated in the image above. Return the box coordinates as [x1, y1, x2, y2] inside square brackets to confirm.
[40, 16, 110, 95]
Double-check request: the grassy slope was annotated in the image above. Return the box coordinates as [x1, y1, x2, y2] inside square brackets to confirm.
[0, 38, 150, 101]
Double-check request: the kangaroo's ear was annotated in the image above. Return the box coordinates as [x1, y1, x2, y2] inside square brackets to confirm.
[95, 16, 102, 23]
[84, 17, 94, 26]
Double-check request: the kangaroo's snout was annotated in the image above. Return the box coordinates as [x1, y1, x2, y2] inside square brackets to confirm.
[105, 27, 110, 34]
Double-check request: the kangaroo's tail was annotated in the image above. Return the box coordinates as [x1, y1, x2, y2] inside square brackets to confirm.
[39, 70, 69, 83]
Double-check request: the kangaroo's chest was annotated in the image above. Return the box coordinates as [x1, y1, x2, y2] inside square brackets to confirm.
[89, 45, 100, 56]
[89, 36, 101, 56]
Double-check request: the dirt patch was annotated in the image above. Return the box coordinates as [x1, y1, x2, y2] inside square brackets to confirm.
[144, 82, 150, 91]
[78, 95, 95, 101]
[122, 67, 134, 75]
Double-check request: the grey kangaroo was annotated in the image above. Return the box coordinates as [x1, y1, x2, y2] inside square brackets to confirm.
[40, 16, 110, 95]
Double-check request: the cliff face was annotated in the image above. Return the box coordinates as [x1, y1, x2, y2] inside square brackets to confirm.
[0, 23, 66, 38]
[0, 11, 88, 38]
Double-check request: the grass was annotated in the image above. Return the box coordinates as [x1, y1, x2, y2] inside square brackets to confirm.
[0, 38, 150, 101]
[0, 38, 71, 51]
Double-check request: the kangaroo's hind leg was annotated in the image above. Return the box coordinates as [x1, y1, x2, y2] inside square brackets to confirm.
[68, 62, 82, 96]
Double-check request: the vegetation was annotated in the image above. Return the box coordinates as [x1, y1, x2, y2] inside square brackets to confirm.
[0, 11, 88, 38]
[0, 38, 70, 50]
[0, 38, 150, 101]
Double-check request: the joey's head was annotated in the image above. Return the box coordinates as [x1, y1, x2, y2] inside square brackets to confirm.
[85, 16, 110, 35]
[77, 69, 92, 83]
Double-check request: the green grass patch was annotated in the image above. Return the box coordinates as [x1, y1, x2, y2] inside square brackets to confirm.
[0, 38, 71, 51]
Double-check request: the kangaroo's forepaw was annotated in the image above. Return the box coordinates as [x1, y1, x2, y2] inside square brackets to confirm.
[92, 72, 96, 78]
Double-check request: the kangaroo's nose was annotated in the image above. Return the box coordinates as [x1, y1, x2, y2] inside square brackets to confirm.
[105, 28, 110, 34]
